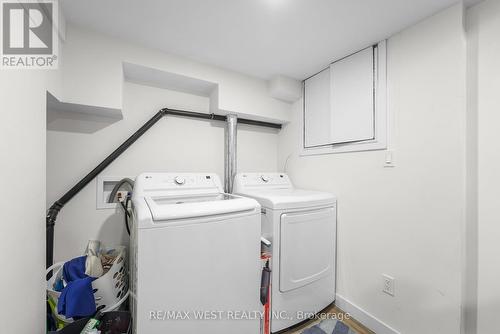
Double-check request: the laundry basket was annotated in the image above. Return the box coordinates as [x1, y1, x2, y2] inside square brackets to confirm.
[46, 246, 129, 326]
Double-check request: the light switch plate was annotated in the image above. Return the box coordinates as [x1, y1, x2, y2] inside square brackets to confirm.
[384, 150, 396, 168]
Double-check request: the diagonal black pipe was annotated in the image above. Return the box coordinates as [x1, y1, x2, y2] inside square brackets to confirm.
[46, 108, 281, 268]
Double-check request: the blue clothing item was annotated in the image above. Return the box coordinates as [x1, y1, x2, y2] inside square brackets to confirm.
[57, 256, 96, 318]
[62, 256, 87, 282]
[57, 277, 96, 318]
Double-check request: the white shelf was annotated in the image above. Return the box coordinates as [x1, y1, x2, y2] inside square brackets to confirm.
[122, 62, 287, 126]
[46, 92, 123, 133]
[123, 62, 217, 97]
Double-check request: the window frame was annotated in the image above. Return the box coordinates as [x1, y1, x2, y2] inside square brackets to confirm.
[301, 40, 387, 156]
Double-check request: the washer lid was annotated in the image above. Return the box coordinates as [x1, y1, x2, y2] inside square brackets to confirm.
[235, 188, 336, 210]
[145, 193, 259, 221]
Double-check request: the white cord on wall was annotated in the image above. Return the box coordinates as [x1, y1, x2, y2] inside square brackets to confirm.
[282, 152, 294, 173]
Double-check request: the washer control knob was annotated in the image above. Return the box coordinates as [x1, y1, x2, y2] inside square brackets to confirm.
[260, 175, 270, 183]
[174, 176, 185, 185]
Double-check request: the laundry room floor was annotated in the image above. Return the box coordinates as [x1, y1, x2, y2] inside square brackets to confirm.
[284, 305, 375, 334]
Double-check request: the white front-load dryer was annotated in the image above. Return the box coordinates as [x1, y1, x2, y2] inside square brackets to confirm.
[233, 173, 337, 333]
[131, 173, 261, 334]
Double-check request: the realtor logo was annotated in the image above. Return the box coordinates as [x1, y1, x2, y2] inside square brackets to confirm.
[1, 0, 58, 69]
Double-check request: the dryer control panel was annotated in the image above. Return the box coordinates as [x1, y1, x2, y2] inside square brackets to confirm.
[233, 173, 293, 190]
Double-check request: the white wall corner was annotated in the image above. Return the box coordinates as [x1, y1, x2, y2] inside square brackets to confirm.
[464, 0, 485, 9]
[268, 75, 303, 103]
[56, 0, 66, 42]
[209, 85, 220, 114]
[335, 294, 401, 334]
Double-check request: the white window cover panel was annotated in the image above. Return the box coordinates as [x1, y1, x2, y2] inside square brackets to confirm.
[304, 68, 331, 147]
[330, 46, 375, 144]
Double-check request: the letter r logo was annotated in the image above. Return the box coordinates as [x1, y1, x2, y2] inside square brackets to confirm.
[2, 2, 53, 54]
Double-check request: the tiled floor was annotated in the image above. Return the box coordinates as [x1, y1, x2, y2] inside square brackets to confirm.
[283, 305, 375, 334]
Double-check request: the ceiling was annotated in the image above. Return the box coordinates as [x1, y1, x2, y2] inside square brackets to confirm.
[61, 0, 469, 80]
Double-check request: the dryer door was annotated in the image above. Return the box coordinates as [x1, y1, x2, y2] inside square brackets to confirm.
[279, 207, 335, 292]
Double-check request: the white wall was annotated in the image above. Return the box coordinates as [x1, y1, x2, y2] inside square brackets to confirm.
[48, 82, 279, 261]
[463, 3, 480, 333]
[60, 24, 291, 123]
[0, 5, 63, 329]
[0, 64, 61, 332]
[466, 1, 500, 333]
[278, 5, 466, 334]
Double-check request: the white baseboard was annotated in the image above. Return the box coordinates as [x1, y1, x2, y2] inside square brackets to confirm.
[335, 294, 401, 334]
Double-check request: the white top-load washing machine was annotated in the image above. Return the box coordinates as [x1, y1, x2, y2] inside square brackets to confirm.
[131, 172, 262, 334]
[233, 173, 337, 333]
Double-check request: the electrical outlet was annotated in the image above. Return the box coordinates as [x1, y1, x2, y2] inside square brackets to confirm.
[382, 274, 395, 296]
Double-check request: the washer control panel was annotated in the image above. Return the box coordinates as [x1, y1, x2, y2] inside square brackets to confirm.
[134, 173, 223, 198]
